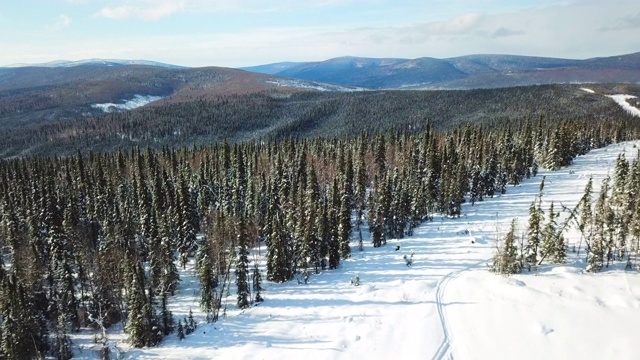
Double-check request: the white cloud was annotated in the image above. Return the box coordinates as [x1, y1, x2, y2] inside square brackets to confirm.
[423, 12, 485, 35]
[600, 12, 640, 31]
[96, 1, 185, 21]
[490, 27, 524, 39]
[3, 0, 640, 68]
[47, 14, 71, 31]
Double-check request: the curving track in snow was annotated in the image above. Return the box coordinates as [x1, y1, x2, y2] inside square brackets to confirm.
[432, 270, 456, 360]
[432, 258, 489, 360]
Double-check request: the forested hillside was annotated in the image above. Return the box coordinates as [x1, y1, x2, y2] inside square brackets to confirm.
[0, 64, 321, 131]
[1, 84, 637, 158]
[1, 107, 640, 357]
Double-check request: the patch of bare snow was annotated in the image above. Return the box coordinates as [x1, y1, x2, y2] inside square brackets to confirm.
[580, 88, 595, 93]
[92, 95, 164, 113]
[607, 94, 640, 117]
[266, 79, 365, 92]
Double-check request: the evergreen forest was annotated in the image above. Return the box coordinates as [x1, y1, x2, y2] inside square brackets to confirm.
[1, 87, 640, 357]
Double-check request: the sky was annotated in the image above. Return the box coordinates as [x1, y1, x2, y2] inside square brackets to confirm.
[1, 0, 639, 68]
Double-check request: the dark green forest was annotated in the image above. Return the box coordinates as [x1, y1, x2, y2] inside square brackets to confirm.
[1, 84, 640, 358]
[0, 84, 635, 158]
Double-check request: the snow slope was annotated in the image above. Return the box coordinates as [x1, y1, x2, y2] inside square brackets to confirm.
[607, 94, 640, 117]
[99, 141, 640, 360]
[91, 95, 164, 113]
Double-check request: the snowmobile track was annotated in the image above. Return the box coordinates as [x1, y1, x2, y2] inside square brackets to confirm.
[432, 270, 457, 360]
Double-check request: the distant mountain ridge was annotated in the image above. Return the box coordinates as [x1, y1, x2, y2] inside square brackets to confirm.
[241, 52, 640, 89]
[3, 58, 184, 69]
[2, 52, 640, 142]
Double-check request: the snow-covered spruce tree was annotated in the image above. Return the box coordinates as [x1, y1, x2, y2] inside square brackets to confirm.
[252, 263, 264, 303]
[327, 178, 341, 270]
[587, 177, 610, 272]
[0, 276, 50, 359]
[524, 197, 543, 271]
[177, 320, 185, 341]
[491, 218, 521, 274]
[628, 155, 640, 268]
[338, 190, 352, 260]
[54, 312, 73, 360]
[469, 165, 483, 205]
[157, 214, 180, 295]
[266, 214, 293, 282]
[185, 308, 197, 335]
[316, 197, 330, 270]
[235, 217, 251, 309]
[377, 174, 392, 244]
[611, 153, 629, 207]
[543, 130, 563, 170]
[368, 177, 384, 248]
[495, 162, 509, 196]
[125, 267, 156, 347]
[177, 168, 197, 269]
[483, 154, 498, 198]
[354, 140, 367, 250]
[49, 198, 79, 358]
[195, 212, 220, 322]
[604, 196, 617, 267]
[541, 202, 565, 264]
[576, 177, 594, 257]
[301, 166, 320, 272]
[388, 169, 403, 238]
[159, 290, 173, 336]
[374, 134, 386, 178]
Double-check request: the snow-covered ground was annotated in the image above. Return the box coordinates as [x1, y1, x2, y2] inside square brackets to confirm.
[91, 95, 164, 113]
[607, 94, 640, 117]
[77, 140, 640, 359]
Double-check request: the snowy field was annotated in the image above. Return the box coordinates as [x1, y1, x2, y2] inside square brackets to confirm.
[74, 140, 640, 359]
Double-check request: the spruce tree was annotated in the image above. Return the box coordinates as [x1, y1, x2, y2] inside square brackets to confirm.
[612, 153, 629, 206]
[177, 320, 185, 340]
[177, 169, 197, 269]
[0, 276, 49, 360]
[525, 197, 543, 270]
[588, 177, 610, 272]
[338, 191, 352, 260]
[491, 218, 521, 274]
[576, 177, 594, 257]
[266, 215, 292, 282]
[196, 233, 218, 321]
[252, 263, 264, 303]
[235, 217, 251, 309]
[541, 202, 566, 264]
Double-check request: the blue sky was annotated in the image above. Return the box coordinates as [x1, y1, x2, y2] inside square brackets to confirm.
[1, 0, 639, 67]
